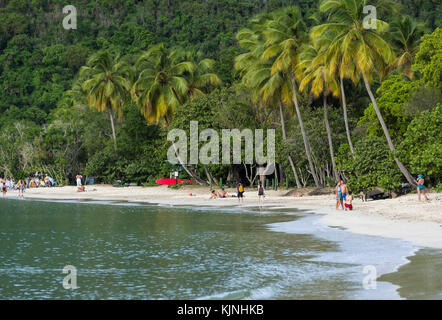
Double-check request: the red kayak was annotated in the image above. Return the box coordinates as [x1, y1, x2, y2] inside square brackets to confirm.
[155, 178, 193, 185]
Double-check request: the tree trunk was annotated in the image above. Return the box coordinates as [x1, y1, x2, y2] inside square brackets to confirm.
[164, 117, 207, 185]
[340, 77, 355, 154]
[203, 164, 218, 185]
[291, 75, 321, 187]
[323, 94, 338, 182]
[362, 73, 416, 185]
[108, 106, 118, 154]
[279, 102, 301, 188]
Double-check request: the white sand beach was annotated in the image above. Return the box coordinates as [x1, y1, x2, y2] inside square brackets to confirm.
[5, 185, 442, 248]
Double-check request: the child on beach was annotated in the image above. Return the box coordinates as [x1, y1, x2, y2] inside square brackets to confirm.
[344, 191, 353, 211]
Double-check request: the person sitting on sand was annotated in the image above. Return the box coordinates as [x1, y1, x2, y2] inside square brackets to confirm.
[416, 174, 429, 202]
[209, 190, 218, 199]
[77, 184, 85, 192]
[218, 188, 231, 198]
[344, 191, 353, 211]
[18, 179, 25, 198]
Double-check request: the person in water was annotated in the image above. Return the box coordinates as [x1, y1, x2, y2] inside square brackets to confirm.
[257, 182, 265, 207]
[416, 174, 429, 201]
[344, 191, 353, 211]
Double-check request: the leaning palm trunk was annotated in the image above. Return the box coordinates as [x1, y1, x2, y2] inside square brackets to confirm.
[164, 117, 207, 185]
[362, 73, 416, 185]
[323, 94, 338, 181]
[340, 77, 355, 154]
[291, 76, 321, 188]
[279, 103, 302, 188]
[108, 106, 118, 154]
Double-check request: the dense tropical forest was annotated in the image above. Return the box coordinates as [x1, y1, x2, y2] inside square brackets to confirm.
[0, 0, 440, 192]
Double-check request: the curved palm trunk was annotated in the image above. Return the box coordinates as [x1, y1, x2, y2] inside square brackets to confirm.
[340, 77, 355, 154]
[323, 94, 338, 181]
[362, 73, 416, 185]
[291, 75, 321, 188]
[108, 106, 118, 154]
[279, 103, 301, 188]
[164, 117, 207, 186]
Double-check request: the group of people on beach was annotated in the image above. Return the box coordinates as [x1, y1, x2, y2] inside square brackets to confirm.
[335, 180, 353, 211]
[209, 181, 266, 207]
[0, 172, 56, 199]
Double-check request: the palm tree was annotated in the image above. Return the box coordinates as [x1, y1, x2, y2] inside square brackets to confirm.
[262, 6, 322, 187]
[299, 39, 340, 181]
[80, 50, 133, 154]
[313, 0, 416, 185]
[133, 44, 193, 126]
[182, 50, 222, 99]
[388, 15, 424, 79]
[133, 44, 220, 185]
[235, 15, 302, 188]
[323, 30, 360, 155]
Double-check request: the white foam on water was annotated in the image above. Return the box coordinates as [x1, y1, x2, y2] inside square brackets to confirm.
[267, 214, 419, 299]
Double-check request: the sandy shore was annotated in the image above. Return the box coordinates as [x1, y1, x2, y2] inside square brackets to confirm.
[4, 184, 442, 248]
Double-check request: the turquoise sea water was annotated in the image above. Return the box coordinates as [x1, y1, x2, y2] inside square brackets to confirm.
[0, 198, 440, 299]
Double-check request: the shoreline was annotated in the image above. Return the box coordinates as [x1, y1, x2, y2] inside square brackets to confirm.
[3, 185, 442, 249]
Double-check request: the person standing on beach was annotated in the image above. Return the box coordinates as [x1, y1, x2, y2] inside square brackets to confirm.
[18, 179, 25, 198]
[76, 174, 83, 188]
[416, 174, 429, 201]
[258, 182, 264, 208]
[1, 178, 7, 199]
[237, 182, 244, 204]
[335, 181, 342, 210]
[344, 191, 353, 211]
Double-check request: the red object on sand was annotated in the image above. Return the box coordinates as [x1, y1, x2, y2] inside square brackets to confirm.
[155, 178, 193, 185]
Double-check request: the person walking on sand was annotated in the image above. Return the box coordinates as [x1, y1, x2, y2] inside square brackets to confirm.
[335, 181, 342, 210]
[344, 191, 353, 211]
[18, 179, 25, 198]
[236, 182, 245, 204]
[258, 182, 264, 208]
[1, 179, 7, 199]
[416, 174, 429, 201]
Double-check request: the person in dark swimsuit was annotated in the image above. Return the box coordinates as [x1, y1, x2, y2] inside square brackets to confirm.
[258, 182, 264, 207]
[1, 179, 7, 199]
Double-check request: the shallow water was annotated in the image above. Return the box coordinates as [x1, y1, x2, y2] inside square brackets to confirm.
[0, 198, 440, 299]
